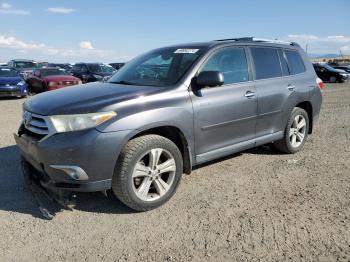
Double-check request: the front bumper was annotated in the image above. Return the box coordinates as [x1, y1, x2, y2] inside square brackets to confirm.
[0, 85, 28, 97]
[14, 128, 131, 192]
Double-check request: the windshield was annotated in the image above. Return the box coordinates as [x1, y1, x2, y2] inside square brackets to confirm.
[14, 61, 37, 69]
[41, 69, 69, 77]
[87, 64, 114, 74]
[108, 47, 204, 86]
[0, 68, 19, 77]
[323, 64, 340, 72]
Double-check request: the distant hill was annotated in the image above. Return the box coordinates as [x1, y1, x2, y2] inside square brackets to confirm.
[307, 53, 339, 59]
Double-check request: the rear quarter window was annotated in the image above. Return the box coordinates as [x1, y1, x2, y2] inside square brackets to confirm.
[284, 50, 306, 75]
[251, 47, 282, 80]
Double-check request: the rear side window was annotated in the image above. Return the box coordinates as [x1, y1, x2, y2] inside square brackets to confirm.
[200, 47, 249, 85]
[284, 50, 306, 75]
[251, 47, 282, 80]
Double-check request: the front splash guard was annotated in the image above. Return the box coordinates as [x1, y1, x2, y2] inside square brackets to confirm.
[21, 157, 76, 220]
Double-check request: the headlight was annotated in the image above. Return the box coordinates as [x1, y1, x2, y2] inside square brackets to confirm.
[93, 74, 103, 79]
[340, 73, 349, 77]
[17, 81, 25, 86]
[48, 81, 59, 86]
[49, 111, 117, 133]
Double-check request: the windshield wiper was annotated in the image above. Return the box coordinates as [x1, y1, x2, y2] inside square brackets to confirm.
[109, 80, 136, 85]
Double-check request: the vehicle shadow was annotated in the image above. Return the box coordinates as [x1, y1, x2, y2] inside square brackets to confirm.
[0, 145, 135, 220]
[0, 144, 280, 220]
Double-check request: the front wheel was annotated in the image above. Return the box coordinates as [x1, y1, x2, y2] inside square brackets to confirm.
[112, 135, 183, 211]
[273, 107, 309, 154]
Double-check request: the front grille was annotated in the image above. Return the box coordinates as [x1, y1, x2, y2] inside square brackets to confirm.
[23, 111, 51, 140]
[0, 86, 19, 91]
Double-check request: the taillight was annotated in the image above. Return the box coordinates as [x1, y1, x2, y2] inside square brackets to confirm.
[316, 78, 324, 90]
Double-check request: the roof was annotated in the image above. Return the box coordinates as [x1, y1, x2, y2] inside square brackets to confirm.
[164, 37, 300, 50]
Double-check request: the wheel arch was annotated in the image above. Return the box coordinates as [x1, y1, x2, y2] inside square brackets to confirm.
[125, 125, 193, 175]
[296, 101, 313, 134]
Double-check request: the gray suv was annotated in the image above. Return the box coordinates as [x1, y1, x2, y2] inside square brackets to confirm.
[15, 37, 323, 211]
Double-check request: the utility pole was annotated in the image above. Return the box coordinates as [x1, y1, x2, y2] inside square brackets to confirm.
[305, 43, 309, 55]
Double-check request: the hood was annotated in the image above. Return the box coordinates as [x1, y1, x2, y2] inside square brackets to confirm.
[17, 68, 35, 73]
[24, 82, 165, 115]
[42, 75, 80, 82]
[0, 76, 22, 85]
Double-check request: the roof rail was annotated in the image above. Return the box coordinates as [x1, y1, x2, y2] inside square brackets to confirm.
[214, 37, 294, 46]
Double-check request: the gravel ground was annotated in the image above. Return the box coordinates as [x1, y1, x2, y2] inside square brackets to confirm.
[0, 83, 349, 262]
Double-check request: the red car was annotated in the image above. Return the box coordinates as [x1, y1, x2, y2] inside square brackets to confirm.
[27, 68, 82, 93]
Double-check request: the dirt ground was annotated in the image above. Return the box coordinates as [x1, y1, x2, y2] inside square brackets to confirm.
[0, 83, 349, 262]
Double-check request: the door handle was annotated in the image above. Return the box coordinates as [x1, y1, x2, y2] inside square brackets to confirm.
[245, 91, 255, 98]
[287, 84, 295, 91]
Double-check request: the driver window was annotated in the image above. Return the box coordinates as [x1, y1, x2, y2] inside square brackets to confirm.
[200, 47, 249, 85]
[81, 65, 88, 73]
[34, 70, 41, 77]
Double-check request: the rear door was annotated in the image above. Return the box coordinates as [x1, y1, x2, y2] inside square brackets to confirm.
[250, 46, 295, 139]
[190, 46, 257, 163]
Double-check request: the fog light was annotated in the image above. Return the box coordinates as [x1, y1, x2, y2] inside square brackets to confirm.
[50, 165, 89, 181]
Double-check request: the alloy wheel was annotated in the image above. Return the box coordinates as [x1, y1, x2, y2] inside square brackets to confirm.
[132, 148, 176, 201]
[289, 114, 307, 148]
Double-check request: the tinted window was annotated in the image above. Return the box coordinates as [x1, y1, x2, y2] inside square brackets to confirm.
[278, 49, 290, 76]
[14, 61, 37, 69]
[0, 68, 18, 77]
[73, 64, 82, 72]
[284, 50, 306, 75]
[41, 69, 68, 77]
[251, 47, 282, 80]
[200, 47, 249, 84]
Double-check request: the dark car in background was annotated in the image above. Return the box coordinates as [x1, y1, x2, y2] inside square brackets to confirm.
[331, 65, 350, 73]
[7, 59, 38, 80]
[0, 67, 28, 98]
[27, 68, 81, 93]
[313, 64, 349, 83]
[109, 63, 125, 70]
[71, 63, 115, 83]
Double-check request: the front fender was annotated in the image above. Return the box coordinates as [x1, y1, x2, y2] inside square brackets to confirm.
[97, 106, 195, 157]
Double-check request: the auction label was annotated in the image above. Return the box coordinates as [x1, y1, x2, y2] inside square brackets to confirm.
[174, 49, 199, 54]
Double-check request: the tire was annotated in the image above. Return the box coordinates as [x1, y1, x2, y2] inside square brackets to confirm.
[329, 76, 337, 83]
[112, 135, 183, 211]
[273, 107, 309, 154]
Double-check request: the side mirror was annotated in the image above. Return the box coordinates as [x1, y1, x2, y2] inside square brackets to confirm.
[195, 71, 224, 88]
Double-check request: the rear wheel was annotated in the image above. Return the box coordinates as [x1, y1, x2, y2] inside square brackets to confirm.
[273, 107, 309, 154]
[112, 135, 183, 211]
[329, 76, 337, 83]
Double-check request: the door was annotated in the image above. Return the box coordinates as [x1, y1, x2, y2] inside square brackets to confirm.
[28, 69, 45, 93]
[190, 47, 257, 162]
[250, 47, 296, 138]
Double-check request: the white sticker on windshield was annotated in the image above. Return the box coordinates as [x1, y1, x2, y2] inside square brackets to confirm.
[174, 49, 199, 54]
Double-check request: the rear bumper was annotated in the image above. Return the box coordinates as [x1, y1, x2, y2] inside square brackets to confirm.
[14, 128, 132, 192]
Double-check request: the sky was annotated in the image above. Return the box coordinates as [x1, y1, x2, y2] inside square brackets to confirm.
[0, 0, 349, 63]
